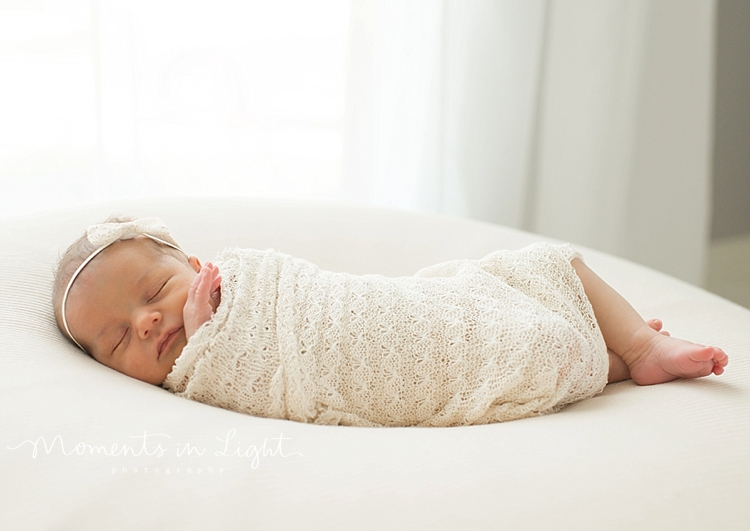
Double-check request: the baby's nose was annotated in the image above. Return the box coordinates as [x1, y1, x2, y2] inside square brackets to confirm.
[136, 310, 161, 339]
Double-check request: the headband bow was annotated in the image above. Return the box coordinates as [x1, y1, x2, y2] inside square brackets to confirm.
[87, 217, 172, 247]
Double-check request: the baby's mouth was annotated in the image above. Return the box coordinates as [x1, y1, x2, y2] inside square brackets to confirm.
[157, 327, 182, 359]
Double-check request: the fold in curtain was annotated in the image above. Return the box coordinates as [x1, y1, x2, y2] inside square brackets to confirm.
[342, 0, 715, 285]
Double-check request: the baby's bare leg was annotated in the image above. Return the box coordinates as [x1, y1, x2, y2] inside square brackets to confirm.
[571, 259, 729, 385]
[607, 319, 665, 383]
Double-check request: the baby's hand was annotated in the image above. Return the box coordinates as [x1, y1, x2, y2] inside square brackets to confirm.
[183, 262, 222, 340]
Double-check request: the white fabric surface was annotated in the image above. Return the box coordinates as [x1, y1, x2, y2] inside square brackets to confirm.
[1, 198, 749, 530]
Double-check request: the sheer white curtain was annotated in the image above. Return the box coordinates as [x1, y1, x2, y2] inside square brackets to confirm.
[343, 0, 715, 285]
[0, 0, 349, 214]
[0, 0, 714, 284]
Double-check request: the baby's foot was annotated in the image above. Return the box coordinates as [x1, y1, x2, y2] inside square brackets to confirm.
[646, 318, 670, 336]
[624, 326, 728, 386]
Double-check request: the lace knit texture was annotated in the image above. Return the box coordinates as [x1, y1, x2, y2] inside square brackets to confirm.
[163, 243, 608, 427]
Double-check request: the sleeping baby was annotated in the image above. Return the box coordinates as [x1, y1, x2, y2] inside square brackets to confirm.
[52, 217, 728, 427]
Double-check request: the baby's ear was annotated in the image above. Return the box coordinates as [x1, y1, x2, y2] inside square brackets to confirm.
[187, 255, 202, 273]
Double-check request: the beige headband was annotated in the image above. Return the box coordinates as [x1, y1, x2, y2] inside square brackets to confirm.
[61, 217, 183, 352]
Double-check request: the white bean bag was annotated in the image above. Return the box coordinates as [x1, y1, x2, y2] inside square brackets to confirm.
[2, 198, 748, 531]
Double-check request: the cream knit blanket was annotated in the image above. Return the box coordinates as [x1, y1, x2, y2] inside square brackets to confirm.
[163, 243, 608, 427]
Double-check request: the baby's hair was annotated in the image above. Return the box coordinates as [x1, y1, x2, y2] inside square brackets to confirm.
[52, 215, 185, 346]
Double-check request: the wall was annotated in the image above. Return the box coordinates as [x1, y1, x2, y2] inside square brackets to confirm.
[706, 0, 750, 308]
[711, 0, 750, 240]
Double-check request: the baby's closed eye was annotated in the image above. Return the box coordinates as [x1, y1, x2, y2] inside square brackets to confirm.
[111, 327, 129, 356]
[147, 279, 169, 303]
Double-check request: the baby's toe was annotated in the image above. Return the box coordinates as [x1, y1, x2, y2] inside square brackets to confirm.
[716, 348, 729, 366]
[689, 345, 717, 363]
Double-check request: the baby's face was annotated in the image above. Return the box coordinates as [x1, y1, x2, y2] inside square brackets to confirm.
[65, 238, 201, 385]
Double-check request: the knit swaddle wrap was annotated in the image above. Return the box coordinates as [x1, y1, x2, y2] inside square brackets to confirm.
[163, 243, 608, 427]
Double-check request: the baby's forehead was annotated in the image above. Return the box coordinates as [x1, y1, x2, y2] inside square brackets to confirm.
[102, 237, 175, 262]
[80, 239, 168, 281]
[110, 236, 187, 262]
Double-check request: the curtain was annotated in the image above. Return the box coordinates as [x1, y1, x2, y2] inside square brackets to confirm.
[343, 0, 715, 285]
[0, 0, 350, 214]
[0, 0, 715, 285]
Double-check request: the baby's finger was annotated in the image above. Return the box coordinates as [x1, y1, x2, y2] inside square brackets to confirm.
[194, 266, 214, 298]
[187, 268, 209, 305]
[187, 267, 205, 299]
[204, 263, 221, 289]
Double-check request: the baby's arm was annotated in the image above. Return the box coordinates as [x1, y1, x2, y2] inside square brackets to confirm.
[183, 262, 222, 340]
